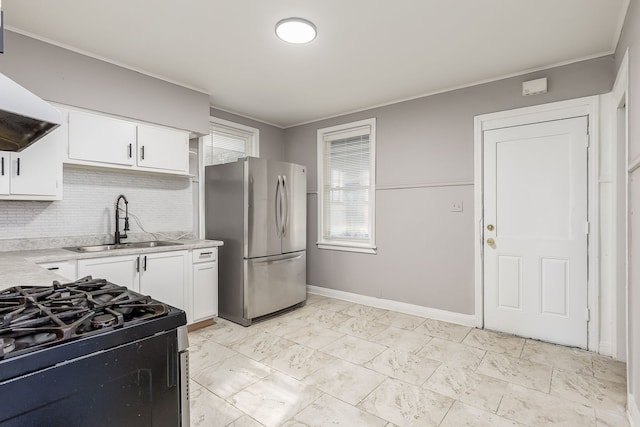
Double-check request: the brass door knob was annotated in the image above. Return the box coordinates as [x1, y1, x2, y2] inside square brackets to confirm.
[486, 238, 495, 245]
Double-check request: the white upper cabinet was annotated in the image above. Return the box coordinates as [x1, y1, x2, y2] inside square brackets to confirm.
[68, 111, 137, 167]
[65, 106, 190, 175]
[0, 109, 66, 201]
[137, 124, 189, 173]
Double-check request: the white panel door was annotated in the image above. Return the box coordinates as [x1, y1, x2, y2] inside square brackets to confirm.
[483, 116, 588, 348]
[136, 124, 189, 173]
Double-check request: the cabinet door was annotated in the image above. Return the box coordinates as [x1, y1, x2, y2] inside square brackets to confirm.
[192, 261, 218, 322]
[77, 255, 140, 292]
[9, 119, 65, 198]
[136, 124, 189, 173]
[68, 111, 137, 166]
[140, 250, 188, 310]
[0, 153, 9, 195]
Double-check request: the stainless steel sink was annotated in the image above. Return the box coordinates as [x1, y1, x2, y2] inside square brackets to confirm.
[123, 241, 183, 249]
[65, 241, 183, 253]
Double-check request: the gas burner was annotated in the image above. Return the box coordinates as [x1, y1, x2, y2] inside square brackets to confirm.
[91, 313, 117, 329]
[0, 276, 170, 359]
[1, 337, 15, 355]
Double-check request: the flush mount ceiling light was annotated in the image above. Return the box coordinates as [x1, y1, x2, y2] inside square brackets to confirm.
[275, 18, 317, 44]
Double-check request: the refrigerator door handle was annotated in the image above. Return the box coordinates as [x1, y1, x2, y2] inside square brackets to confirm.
[281, 175, 289, 236]
[275, 175, 282, 237]
[252, 254, 304, 265]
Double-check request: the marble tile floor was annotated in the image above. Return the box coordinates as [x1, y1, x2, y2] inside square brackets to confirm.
[188, 294, 629, 427]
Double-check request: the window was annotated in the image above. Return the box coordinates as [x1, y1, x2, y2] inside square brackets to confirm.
[203, 117, 259, 166]
[317, 118, 376, 254]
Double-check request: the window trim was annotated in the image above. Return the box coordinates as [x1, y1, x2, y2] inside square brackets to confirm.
[198, 116, 260, 238]
[316, 118, 377, 254]
[208, 116, 260, 161]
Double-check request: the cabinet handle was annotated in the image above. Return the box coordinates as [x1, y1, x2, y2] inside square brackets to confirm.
[141, 146, 145, 160]
[143, 255, 147, 271]
[1, 157, 4, 176]
[16, 158, 20, 176]
[47, 267, 60, 271]
[200, 252, 213, 256]
[128, 143, 133, 158]
[135, 257, 140, 272]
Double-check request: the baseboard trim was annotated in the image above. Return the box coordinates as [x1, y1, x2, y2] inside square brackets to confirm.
[307, 285, 476, 327]
[629, 393, 640, 427]
[598, 340, 612, 357]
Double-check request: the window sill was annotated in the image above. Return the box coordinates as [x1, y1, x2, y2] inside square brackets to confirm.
[316, 243, 377, 254]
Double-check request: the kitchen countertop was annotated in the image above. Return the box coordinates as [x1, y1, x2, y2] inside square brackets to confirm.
[0, 239, 224, 290]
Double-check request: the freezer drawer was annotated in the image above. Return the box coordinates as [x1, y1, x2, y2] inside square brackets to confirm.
[244, 251, 306, 320]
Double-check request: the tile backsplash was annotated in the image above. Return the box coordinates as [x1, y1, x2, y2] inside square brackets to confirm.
[0, 165, 193, 241]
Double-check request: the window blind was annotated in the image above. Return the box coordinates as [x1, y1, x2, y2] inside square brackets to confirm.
[204, 123, 253, 166]
[323, 129, 371, 242]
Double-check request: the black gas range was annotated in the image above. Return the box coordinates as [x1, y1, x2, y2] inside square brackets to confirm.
[0, 276, 189, 427]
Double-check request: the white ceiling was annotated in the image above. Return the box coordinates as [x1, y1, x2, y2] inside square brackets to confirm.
[3, 0, 629, 128]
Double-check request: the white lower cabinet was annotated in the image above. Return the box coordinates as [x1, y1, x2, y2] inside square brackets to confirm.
[77, 254, 140, 291]
[60, 247, 217, 325]
[76, 250, 189, 314]
[38, 260, 78, 282]
[192, 247, 218, 323]
[139, 251, 189, 313]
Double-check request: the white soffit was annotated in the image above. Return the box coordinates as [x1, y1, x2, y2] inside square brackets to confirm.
[2, 0, 628, 128]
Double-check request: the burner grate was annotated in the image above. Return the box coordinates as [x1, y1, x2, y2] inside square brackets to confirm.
[0, 276, 170, 358]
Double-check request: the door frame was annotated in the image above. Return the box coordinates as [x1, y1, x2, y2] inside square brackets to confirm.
[611, 49, 629, 362]
[474, 96, 600, 352]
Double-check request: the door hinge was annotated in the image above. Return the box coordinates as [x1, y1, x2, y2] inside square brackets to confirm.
[585, 308, 590, 322]
[585, 221, 590, 234]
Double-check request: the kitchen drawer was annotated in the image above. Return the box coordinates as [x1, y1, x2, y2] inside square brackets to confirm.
[192, 247, 217, 264]
[38, 260, 77, 282]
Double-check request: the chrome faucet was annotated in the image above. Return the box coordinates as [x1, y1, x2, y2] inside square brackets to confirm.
[114, 194, 130, 244]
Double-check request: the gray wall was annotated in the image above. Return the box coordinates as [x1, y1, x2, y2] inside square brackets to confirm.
[0, 31, 210, 134]
[210, 108, 286, 161]
[284, 56, 614, 315]
[615, 0, 640, 414]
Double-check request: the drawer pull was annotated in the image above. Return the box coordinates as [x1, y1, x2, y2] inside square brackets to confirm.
[199, 252, 213, 256]
[47, 267, 60, 271]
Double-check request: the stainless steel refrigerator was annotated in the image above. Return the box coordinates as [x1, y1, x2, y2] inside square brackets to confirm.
[205, 157, 307, 326]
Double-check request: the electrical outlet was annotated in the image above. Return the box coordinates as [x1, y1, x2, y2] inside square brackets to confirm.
[451, 201, 463, 212]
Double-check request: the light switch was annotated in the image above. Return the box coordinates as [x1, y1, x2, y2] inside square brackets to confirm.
[451, 201, 463, 212]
